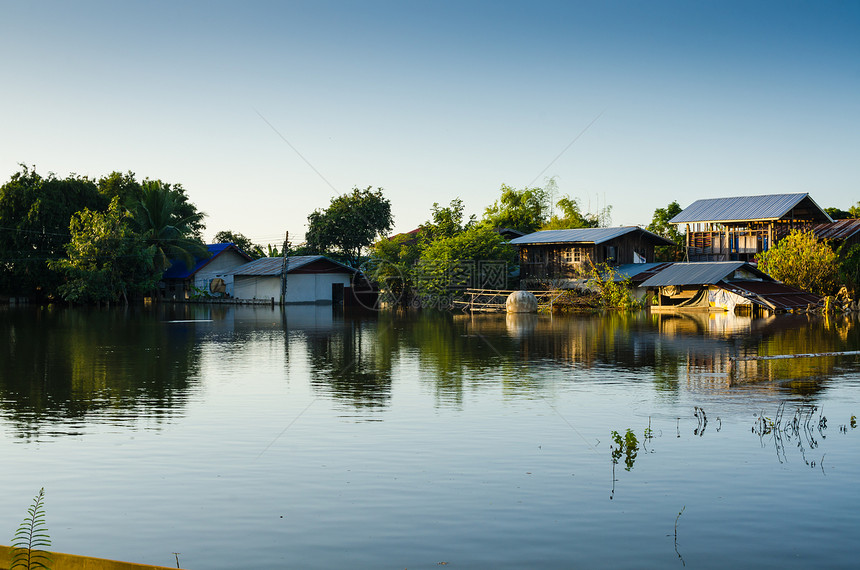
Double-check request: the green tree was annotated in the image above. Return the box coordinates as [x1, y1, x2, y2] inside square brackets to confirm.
[646, 200, 686, 261]
[368, 232, 423, 306]
[756, 230, 838, 297]
[482, 184, 550, 234]
[214, 230, 264, 259]
[131, 180, 209, 272]
[849, 202, 860, 218]
[542, 196, 602, 230]
[836, 243, 860, 295]
[825, 207, 851, 220]
[49, 197, 158, 304]
[421, 198, 475, 242]
[0, 165, 107, 299]
[305, 186, 393, 267]
[417, 224, 516, 298]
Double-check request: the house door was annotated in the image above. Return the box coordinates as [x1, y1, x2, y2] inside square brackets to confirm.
[332, 283, 344, 305]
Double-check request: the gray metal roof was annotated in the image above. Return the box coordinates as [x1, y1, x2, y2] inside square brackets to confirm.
[509, 226, 675, 246]
[229, 255, 357, 276]
[669, 193, 832, 224]
[639, 262, 748, 287]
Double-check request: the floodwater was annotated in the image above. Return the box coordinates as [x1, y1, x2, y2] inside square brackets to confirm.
[2, 304, 860, 569]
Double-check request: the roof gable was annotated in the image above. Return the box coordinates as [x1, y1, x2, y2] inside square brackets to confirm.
[669, 193, 832, 224]
[229, 255, 359, 277]
[510, 226, 675, 246]
[162, 243, 252, 279]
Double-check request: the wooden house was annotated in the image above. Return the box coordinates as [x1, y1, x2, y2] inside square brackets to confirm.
[228, 255, 360, 304]
[670, 193, 832, 262]
[510, 227, 675, 286]
[160, 243, 252, 299]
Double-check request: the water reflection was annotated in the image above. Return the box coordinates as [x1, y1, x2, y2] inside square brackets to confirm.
[4, 305, 860, 438]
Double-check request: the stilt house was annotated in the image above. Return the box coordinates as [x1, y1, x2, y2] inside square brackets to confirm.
[669, 193, 832, 262]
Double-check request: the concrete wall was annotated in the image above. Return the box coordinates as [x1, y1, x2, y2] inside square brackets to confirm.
[233, 273, 352, 303]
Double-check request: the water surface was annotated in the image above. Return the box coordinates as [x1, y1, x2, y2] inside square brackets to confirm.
[2, 305, 859, 568]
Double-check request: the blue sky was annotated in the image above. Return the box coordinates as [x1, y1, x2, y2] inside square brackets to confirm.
[1, 1, 857, 247]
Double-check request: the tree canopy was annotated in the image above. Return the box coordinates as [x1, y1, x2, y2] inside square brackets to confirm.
[214, 230, 264, 259]
[305, 186, 393, 267]
[756, 230, 838, 297]
[646, 200, 686, 261]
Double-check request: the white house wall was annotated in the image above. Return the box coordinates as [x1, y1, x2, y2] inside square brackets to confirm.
[192, 250, 250, 296]
[233, 273, 352, 303]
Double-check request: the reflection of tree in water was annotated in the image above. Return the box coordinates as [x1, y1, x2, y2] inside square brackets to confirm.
[305, 318, 396, 409]
[0, 306, 201, 440]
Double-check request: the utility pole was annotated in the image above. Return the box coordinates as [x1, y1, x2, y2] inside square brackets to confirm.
[280, 231, 289, 305]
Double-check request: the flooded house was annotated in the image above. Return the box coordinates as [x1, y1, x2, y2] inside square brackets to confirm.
[510, 227, 675, 287]
[640, 261, 821, 314]
[228, 255, 360, 304]
[669, 193, 832, 262]
[160, 242, 253, 299]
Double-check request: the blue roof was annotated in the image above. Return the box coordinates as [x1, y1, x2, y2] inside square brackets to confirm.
[669, 193, 832, 224]
[510, 226, 675, 246]
[162, 243, 249, 279]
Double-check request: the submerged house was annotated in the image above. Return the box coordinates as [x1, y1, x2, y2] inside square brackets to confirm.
[228, 255, 360, 304]
[670, 193, 832, 262]
[160, 243, 252, 299]
[640, 261, 821, 314]
[510, 227, 676, 287]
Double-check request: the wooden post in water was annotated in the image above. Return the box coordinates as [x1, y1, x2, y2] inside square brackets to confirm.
[280, 231, 289, 305]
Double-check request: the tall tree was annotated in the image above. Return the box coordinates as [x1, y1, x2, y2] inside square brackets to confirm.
[305, 186, 393, 267]
[131, 181, 208, 271]
[421, 198, 475, 242]
[647, 201, 686, 261]
[0, 165, 107, 299]
[49, 197, 158, 304]
[541, 196, 602, 230]
[482, 184, 550, 234]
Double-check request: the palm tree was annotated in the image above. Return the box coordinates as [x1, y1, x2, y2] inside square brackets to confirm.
[132, 181, 208, 271]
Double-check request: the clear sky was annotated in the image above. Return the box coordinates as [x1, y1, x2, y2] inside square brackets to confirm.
[1, 0, 858, 247]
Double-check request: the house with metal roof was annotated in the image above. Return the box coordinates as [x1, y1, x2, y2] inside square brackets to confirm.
[669, 193, 832, 262]
[509, 227, 675, 287]
[160, 243, 253, 299]
[639, 261, 821, 314]
[227, 255, 360, 304]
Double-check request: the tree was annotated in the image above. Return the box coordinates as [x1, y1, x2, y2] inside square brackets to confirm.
[825, 207, 851, 220]
[368, 231, 423, 306]
[646, 201, 686, 261]
[0, 165, 107, 299]
[541, 196, 602, 230]
[837, 243, 860, 295]
[49, 197, 158, 304]
[214, 230, 264, 259]
[849, 202, 860, 218]
[482, 184, 550, 234]
[131, 180, 209, 271]
[420, 198, 475, 242]
[417, 224, 516, 298]
[756, 230, 838, 297]
[305, 186, 393, 267]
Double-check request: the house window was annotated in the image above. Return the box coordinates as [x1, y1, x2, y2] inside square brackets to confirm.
[562, 248, 582, 264]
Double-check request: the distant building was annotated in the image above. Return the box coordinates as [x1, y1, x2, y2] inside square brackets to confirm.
[510, 227, 675, 287]
[813, 218, 860, 251]
[161, 243, 252, 299]
[670, 193, 832, 262]
[228, 255, 360, 304]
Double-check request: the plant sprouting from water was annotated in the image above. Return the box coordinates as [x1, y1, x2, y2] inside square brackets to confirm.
[611, 428, 639, 471]
[11, 487, 51, 570]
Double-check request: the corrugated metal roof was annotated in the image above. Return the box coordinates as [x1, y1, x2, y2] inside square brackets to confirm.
[813, 219, 860, 242]
[229, 255, 358, 276]
[611, 263, 673, 283]
[510, 226, 674, 246]
[639, 262, 747, 287]
[669, 193, 832, 224]
[162, 243, 250, 279]
[721, 281, 821, 310]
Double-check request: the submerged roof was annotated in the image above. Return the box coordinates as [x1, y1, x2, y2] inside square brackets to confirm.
[510, 226, 675, 246]
[669, 193, 832, 224]
[639, 262, 770, 287]
[813, 218, 860, 242]
[229, 255, 358, 277]
[611, 263, 674, 283]
[162, 243, 251, 280]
